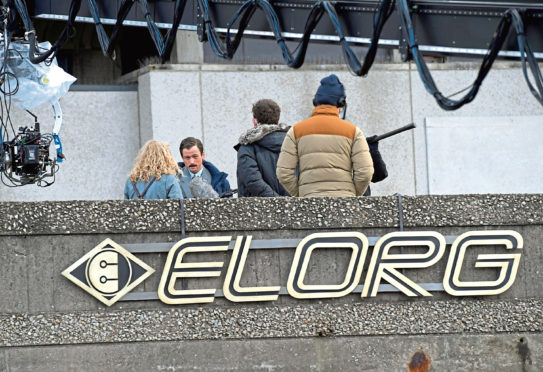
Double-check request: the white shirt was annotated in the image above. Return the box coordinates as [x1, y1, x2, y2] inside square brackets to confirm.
[190, 168, 204, 179]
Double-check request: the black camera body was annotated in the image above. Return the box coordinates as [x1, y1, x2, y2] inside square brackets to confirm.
[2, 122, 55, 184]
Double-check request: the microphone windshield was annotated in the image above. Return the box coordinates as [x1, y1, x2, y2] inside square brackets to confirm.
[189, 177, 219, 198]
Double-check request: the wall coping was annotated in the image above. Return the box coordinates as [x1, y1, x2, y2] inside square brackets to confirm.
[1, 194, 542, 236]
[118, 61, 532, 83]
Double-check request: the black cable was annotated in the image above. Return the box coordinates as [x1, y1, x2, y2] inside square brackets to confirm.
[0, 71, 19, 95]
[4, 74, 15, 135]
[1, 172, 22, 187]
[105, 0, 135, 58]
[359, 0, 395, 75]
[225, 0, 258, 59]
[3, 0, 543, 111]
[0, 41, 22, 97]
[90, 0, 188, 61]
[12, 0, 82, 64]
[10, 0, 188, 62]
[509, 10, 543, 105]
[0, 34, 17, 137]
[161, 0, 188, 62]
[135, 0, 188, 62]
[396, 1, 543, 109]
[0, 19, 7, 151]
[200, 0, 394, 76]
[445, 84, 474, 99]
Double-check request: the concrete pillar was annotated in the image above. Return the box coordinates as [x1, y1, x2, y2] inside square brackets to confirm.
[137, 68, 204, 162]
[171, 30, 204, 64]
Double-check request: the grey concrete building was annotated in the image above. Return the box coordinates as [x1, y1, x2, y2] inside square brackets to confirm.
[1, 59, 542, 201]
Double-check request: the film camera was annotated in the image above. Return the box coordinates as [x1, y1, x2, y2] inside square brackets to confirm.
[1, 121, 57, 185]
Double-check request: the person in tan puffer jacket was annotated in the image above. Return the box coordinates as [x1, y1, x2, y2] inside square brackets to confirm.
[276, 74, 373, 197]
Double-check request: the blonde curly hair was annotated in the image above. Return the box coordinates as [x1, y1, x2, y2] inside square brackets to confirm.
[129, 140, 180, 183]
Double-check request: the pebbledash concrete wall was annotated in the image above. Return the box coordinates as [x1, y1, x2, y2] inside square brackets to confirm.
[1, 62, 543, 201]
[1, 194, 542, 370]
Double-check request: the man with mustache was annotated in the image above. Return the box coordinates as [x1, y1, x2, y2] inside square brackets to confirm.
[178, 137, 231, 198]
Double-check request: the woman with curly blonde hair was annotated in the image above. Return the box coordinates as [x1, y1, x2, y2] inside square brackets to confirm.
[124, 140, 182, 199]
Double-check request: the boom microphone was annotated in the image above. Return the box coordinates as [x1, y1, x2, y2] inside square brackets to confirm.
[189, 176, 219, 198]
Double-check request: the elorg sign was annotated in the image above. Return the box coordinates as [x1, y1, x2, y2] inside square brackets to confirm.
[63, 230, 523, 306]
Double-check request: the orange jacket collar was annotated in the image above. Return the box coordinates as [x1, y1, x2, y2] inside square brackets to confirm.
[312, 105, 340, 117]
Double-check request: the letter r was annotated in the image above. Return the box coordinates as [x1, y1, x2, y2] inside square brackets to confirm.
[362, 232, 446, 297]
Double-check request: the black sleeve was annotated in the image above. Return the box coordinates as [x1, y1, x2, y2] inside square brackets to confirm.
[367, 141, 388, 183]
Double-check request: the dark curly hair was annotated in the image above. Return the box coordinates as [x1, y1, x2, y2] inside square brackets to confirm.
[252, 99, 280, 125]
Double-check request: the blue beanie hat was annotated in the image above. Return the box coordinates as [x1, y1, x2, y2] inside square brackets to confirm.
[313, 74, 346, 107]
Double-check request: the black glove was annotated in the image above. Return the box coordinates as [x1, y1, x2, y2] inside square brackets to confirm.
[366, 136, 388, 183]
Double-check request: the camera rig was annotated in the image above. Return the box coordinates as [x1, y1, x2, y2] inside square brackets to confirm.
[0, 102, 64, 187]
[0, 2, 73, 188]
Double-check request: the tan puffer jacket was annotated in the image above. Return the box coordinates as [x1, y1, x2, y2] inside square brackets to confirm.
[276, 105, 373, 197]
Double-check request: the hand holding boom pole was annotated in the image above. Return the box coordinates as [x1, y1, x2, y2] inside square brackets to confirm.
[364, 122, 416, 191]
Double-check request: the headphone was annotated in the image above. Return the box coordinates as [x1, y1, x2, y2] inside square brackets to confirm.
[313, 94, 346, 108]
[337, 95, 346, 108]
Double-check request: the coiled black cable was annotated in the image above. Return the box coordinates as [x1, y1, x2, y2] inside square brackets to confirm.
[201, 0, 393, 76]
[510, 10, 543, 105]
[90, 0, 188, 61]
[396, 0, 543, 109]
[10, 0, 188, 62]
[11, 0, 81, 64]
[105, 0, 137, 58]
[4, 0, 543, 109]
[137, 0, 188, 62]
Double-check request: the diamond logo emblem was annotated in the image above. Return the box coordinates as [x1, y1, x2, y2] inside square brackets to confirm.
[62, 238, 154, 306]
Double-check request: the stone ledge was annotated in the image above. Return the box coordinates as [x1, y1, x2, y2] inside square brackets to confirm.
[1, 298, 541, 347]
[0, 194, 542, 236]
[402, 194, 543, 227]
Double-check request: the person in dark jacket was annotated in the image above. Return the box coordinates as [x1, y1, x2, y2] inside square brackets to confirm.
[178, 137, 232, 198]
[234, 99, 290, 197]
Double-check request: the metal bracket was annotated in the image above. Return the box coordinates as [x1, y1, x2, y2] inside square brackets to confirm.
[399, 25, 412, 62]
[196, 2, 207, 42]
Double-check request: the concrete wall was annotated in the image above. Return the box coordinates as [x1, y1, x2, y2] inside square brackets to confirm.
[1, 62, 542, 201]
[410, 65, 543, 195]
[3, 334, 540, 371]
[137, 63, 543, 199]
[0, 88, 139, 201]
[425, 115, 543, 194]
[0, 195, 542, 370]
[136, 64, 414, 197]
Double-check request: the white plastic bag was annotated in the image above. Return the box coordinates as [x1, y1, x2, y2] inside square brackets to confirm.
[0, 41, 76, 110]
